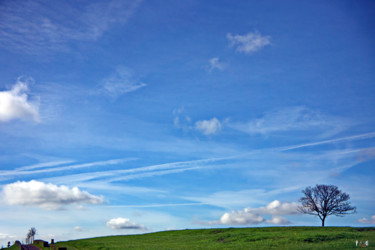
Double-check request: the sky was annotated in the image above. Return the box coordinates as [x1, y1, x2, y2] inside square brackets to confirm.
[0, 0, 375, 245]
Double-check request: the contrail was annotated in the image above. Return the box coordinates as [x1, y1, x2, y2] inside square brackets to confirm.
[280, 132, 375, 152]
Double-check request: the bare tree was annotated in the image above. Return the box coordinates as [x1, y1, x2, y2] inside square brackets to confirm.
[298, 184, 356, 227]
[26, 232, 31, 244]
[28, 227, 37, 244]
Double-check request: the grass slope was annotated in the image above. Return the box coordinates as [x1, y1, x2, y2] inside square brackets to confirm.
[55, 227, 375, 249]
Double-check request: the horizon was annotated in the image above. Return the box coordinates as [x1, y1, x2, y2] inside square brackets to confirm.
[17, 225, 375, 245]
[0, 0, 374, 246]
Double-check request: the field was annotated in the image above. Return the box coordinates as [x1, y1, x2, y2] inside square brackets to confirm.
[49, 227, 375, 249]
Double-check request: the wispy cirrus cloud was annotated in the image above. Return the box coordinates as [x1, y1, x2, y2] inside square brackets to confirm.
[99, 66, 147, 98]
[227, 31, 271, 54]
[0, 76, 40, 123]
[280, 133, 375, 152]
[229, 106, 352, 138]
[51, 156, 229, 184]
[15, 160, 75, 171]
[173, 107, 192, 130]
[0, 158, 135, 180]
[35, 132, 375, 190]
[4, 132, 371, 214]
[0, 0, 141, 54]
[1, 180, 103, 210]
[207, 57, 225, 72]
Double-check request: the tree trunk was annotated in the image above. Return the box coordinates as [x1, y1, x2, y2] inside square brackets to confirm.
[322, 218, 325, 227]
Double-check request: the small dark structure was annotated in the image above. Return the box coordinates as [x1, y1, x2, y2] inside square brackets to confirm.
[14, 241, 22, 247]
[34, 239, 49, 247]
[50, 246, 67, 250]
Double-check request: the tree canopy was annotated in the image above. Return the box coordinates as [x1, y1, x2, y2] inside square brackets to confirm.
[298, 184, 356, 227]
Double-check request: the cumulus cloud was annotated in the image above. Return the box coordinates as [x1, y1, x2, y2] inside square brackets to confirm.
[106, 217, 146, 230]
[213, 200, 299, 226]
[266, 216, 292, 225]
[195, 118, 222, 135]
[227, 31, 270, 54]
[0, 77, 40, 122]
[220, 210, 264, 225]
[2, 180, 103, 210]
[259, 200, 300, 216]
[173, 111, 224, 136]
[100, 66, 146, 98]
[358, 215, 375, 224]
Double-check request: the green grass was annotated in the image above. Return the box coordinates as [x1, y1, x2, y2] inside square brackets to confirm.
[5, 245, 18, 250]
[52, 227, 375, 249]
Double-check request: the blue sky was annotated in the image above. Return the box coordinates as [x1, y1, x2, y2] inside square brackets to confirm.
[1, 0, 375, 245]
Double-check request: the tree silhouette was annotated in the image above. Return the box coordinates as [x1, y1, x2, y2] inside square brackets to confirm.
[26, 231, 31, 244]
[298, 184, 356, 227]
[28, 227, 37, 244]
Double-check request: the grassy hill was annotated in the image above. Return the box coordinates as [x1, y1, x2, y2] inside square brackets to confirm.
[52, 227, 375, 249]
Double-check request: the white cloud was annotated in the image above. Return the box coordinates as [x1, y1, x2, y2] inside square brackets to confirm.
[173, 107, 192, 130]
[208, 57, 225, 72]
[260, 200, 300, 215]
[0, 77, 40, 122]
[0, 233, 16, 246]
[187, 189, 267, 210]
[0, 158, 134, 179]
[358, 215, 375, 224]
[266, 216, 291, 225]
[230, 106, 351, 137]
[220, 210, 264, 225]
[0, 0, 142, 54]
[2, 180, 103, 210]
[106, 217, 146, 230]
[100, 66, 146, 98]
[74, 226, 83, 231]
[213, 200, 299, 225]
[195, 118, 222, 135]
[227, 31, 270, 54]
[16, 160, 75, 171]
[42, 156, 231, 185]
